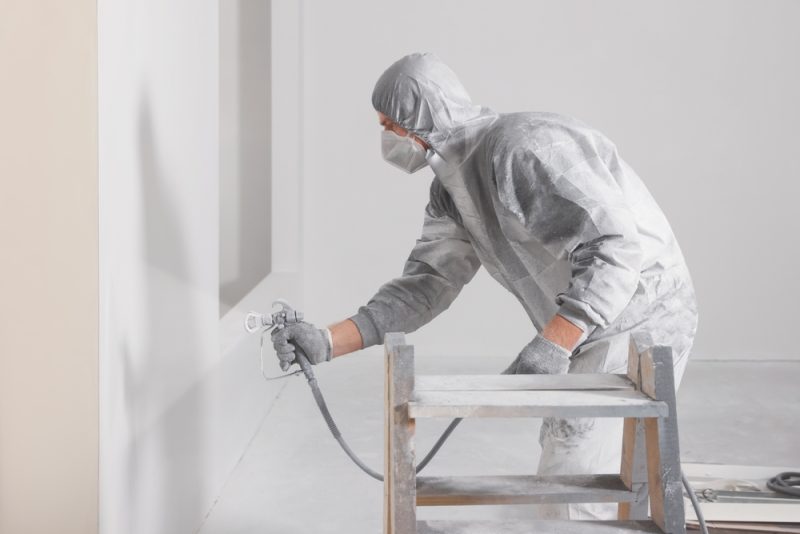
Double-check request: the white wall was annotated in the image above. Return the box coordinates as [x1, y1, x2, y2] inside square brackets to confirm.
[98, 2, 294, 533]
[0, 2, 98, 532]
[300, 0, 800, 362]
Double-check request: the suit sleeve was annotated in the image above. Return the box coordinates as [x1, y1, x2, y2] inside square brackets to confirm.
[349, 180, 481, 348]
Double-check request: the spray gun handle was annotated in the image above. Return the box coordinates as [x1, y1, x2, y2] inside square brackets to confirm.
[293, 350, 316, 382]
[244, 299, 312, 374]
[273, 301, 305, 372]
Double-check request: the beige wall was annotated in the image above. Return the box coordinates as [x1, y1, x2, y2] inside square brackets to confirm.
[0, 2, 99, 533]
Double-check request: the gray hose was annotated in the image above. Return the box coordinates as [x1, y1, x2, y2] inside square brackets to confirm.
[416, 418, 462, 473]
[768, 472, 800, 497]
[295, 353, 460, 481]
[682, 471, 709, 534]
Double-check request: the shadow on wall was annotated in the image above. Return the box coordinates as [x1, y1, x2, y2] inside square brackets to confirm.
[219, 0, 271, 316]
[120, 93, 209, 534]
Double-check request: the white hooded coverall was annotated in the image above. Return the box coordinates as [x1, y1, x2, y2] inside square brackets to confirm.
[350, 53, 699, 519]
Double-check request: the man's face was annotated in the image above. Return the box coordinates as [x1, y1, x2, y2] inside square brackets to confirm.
[378, 112, 430, 151]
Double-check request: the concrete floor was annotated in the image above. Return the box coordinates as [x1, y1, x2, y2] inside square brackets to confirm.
[198, 355, 800, 534]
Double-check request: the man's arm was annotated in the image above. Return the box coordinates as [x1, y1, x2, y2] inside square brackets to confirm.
[327, 269, 583, 358]
[332, 179, 481, 358]
[541, 314, 584, 352]
[329, 318, 363, 358]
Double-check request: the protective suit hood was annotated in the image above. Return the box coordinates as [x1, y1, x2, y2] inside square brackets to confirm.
[372, 53, 497, 162]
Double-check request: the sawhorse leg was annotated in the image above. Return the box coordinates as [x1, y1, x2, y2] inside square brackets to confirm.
[384, 333, 416, 534]
[641, 346, 686, 534]
[620, 342, 649, 519]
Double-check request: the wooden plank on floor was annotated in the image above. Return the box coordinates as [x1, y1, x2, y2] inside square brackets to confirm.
[416, 474, 636, 506]
[415, 374, 635, 392]
[685, 502, 800, 523]
[417, 519, 663, 534]
[682, 462, 800, 523]
[409, 389, 667, 419]
[682, 462, 800, 480]
[688, 520, 800, 533]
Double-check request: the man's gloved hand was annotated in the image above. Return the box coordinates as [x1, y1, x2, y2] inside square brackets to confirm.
[271, 322, 332, 370]
[502, 335, 572, 375]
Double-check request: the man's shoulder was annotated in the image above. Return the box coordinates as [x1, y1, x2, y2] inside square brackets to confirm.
[488, 111, 606, 154]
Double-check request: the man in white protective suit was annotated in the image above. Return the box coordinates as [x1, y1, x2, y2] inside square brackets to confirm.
[271, 52, 699, 519]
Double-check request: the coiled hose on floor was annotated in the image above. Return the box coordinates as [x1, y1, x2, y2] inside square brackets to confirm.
[768, 472, 800, 497]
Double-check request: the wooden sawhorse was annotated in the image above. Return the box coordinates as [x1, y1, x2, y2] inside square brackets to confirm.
[383, 333, 685, 534]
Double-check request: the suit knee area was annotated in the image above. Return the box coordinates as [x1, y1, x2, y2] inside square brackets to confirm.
[539, 417, 597, 447]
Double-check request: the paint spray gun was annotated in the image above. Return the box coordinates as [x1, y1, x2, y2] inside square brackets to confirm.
[243, 299, 389, 478]
[242, 299, 462, 483]
[244, 298, 303, 334]
[244, 299, 314, 373]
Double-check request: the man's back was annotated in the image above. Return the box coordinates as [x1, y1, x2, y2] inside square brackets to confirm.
[482, 111, 688, 276]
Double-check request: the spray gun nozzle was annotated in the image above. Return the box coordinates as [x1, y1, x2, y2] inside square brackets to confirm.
[244, 311, 270, 333]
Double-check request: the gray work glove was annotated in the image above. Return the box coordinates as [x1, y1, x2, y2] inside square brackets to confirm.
[271, 322, 332, 371]
[503, 335, 572, 375]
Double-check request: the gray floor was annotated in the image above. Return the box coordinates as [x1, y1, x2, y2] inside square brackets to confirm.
[198, 356, 800, 534]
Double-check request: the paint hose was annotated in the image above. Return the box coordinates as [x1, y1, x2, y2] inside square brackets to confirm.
[768, 472, 800, 497]
[248, 299, 461, 481]
[682, 471, 709, 534]
[295, 351, 460, 481]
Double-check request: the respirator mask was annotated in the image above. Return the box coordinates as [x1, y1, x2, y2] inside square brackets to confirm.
[381, 130, 429, 173]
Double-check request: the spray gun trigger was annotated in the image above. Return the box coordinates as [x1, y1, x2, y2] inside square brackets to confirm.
[272, 299, 304, 324]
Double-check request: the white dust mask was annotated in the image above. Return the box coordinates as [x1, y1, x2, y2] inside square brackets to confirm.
[381, 130, 429, 174]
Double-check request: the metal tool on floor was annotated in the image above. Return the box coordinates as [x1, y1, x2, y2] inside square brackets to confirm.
[383, 333, 689, 534]
[244, 301, 709, 534]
